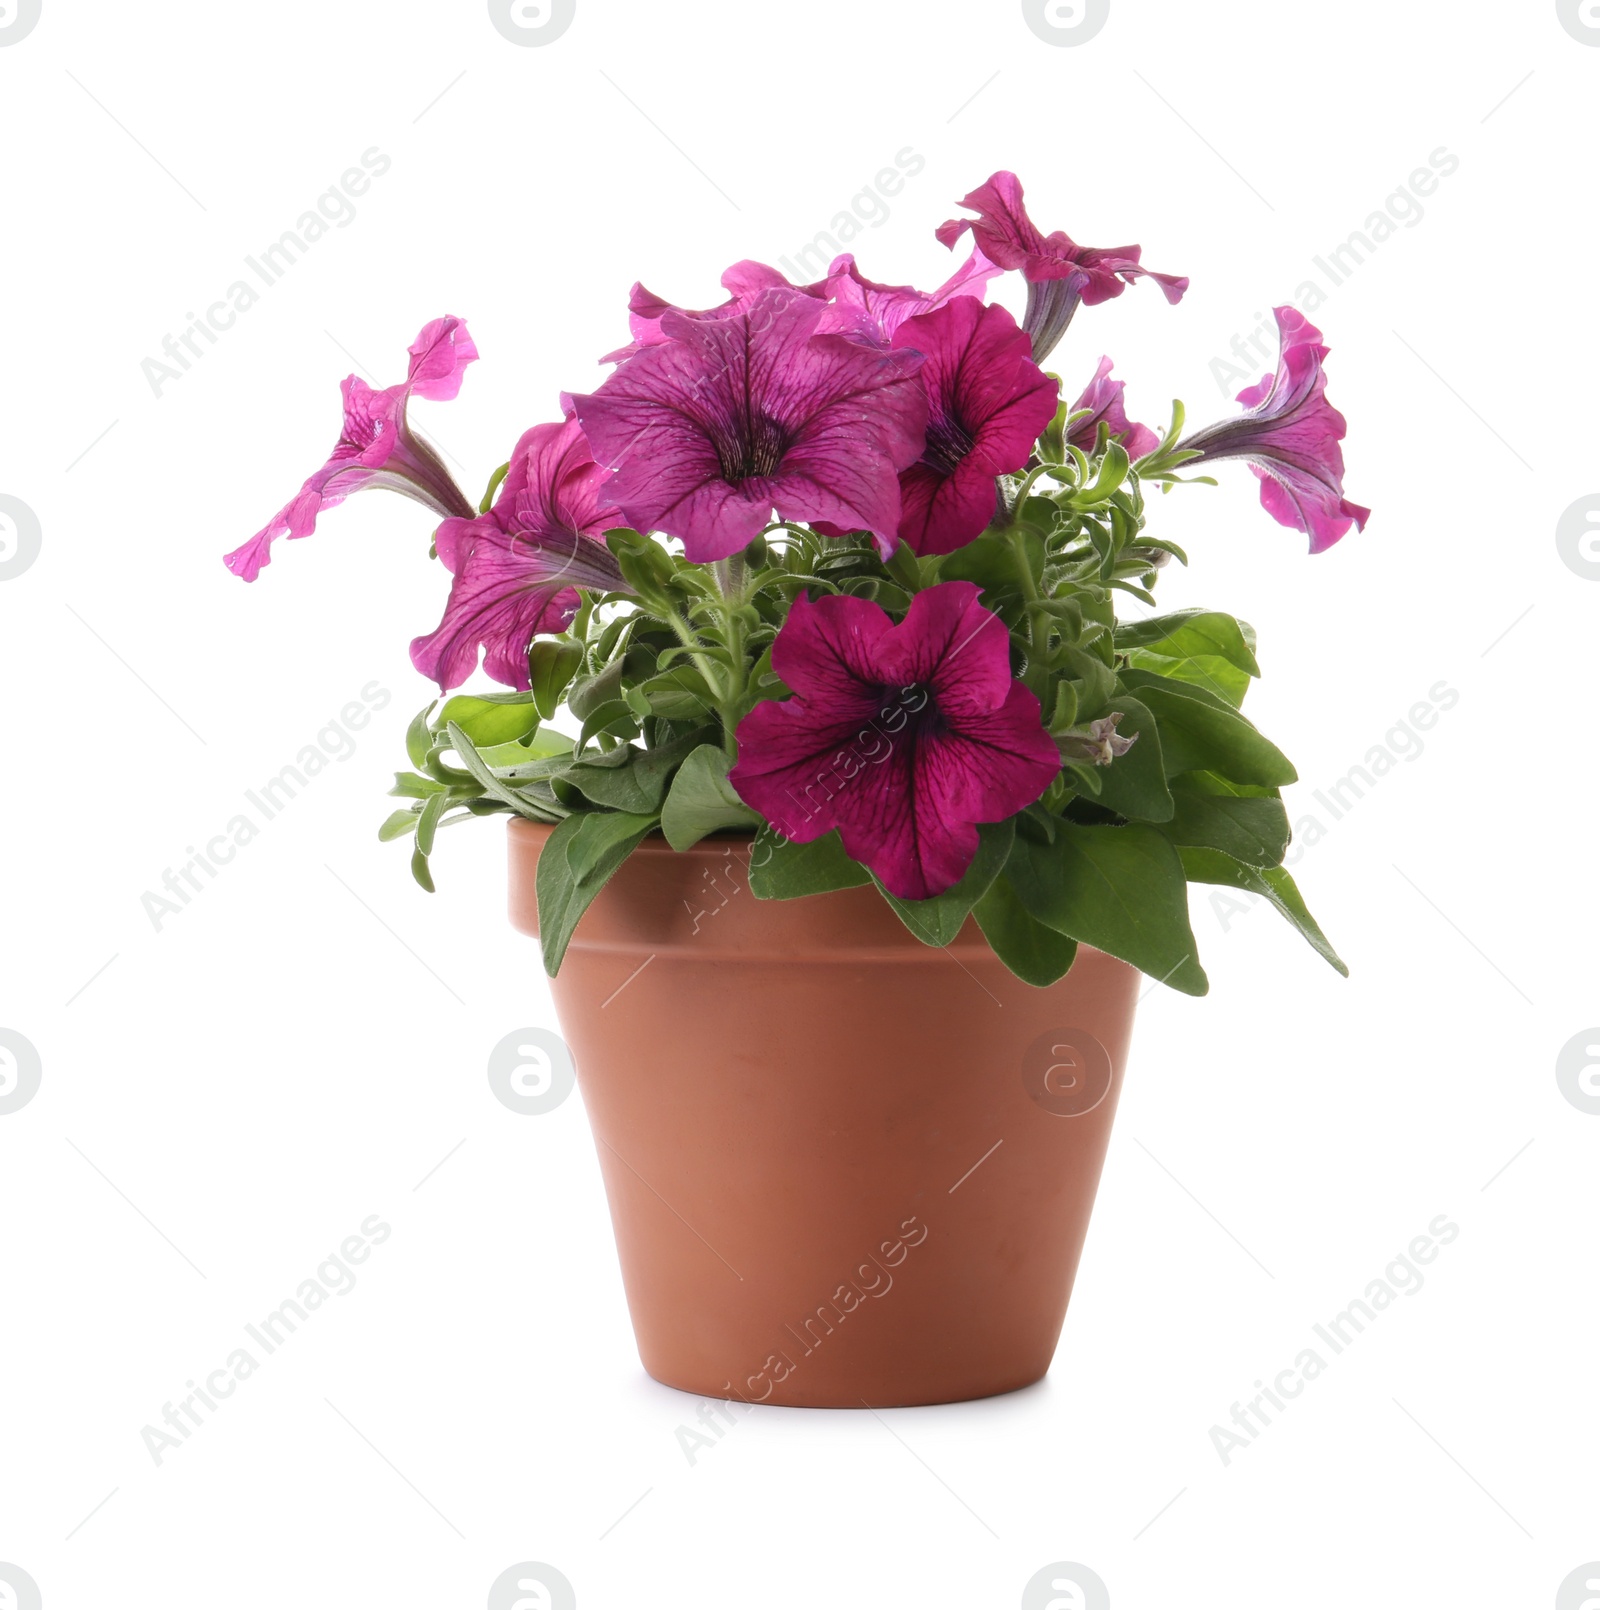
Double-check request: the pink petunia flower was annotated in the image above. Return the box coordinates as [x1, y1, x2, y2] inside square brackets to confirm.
[1179, 307, 1370, 553]
[572, 288, 928, 564]
[225, 317, 478, 582]
[729, 582, 1061, 900]
[410, 420, 628, 691]
[817, 247, 1001, 346]
[937, 172, 1188, 362]
[602, 261, 817, 364]
[890, 299, 1059, 555]
[1067, 356, 1160, 460]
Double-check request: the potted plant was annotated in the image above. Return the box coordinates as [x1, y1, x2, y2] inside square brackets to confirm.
[227, 171, 1365, 1408]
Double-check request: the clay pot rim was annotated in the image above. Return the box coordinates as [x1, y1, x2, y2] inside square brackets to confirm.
[510, 818, 753, 852]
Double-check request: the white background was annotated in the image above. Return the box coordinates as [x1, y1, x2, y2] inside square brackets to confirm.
[2, 1, 1597, 1606]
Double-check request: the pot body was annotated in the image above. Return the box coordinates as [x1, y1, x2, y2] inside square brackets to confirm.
[508, 819, 1140, 1408]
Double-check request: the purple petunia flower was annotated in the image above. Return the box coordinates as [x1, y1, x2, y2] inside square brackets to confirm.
[817, 247, 1001, 346]
[1067, 356, 1160, 460]
[890, 299, 1059, 556]
[936, 172, 1188, 363]
[225, 317, 478, 582]
[729, 582, 1061, 900]
[410, 420, 628, 691]
[572, 288, 928, 564]
[1178, 307, 1370, 553]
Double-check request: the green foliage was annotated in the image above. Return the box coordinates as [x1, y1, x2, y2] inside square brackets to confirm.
[382, 427, 1344, 994]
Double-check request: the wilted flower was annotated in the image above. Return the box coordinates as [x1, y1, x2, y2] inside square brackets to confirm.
[937, 172, 1187, 363]
[410, 421, 628, 691]
[1056, 712, 1137, 766]
[729, 582, 1060, 900]
[573, 288, 928, 563]
[225, 317, 477, 581]
[1179, 307, 1370, 552]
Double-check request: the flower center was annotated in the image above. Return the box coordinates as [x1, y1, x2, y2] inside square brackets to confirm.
[883, 682, 946, 740]
[922, 411, 976, 477]
[716, 412, 791, 483]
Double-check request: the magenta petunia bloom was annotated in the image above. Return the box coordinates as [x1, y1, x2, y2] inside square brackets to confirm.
[573, 288, 928, 564]
[602, 261, 817, 363]
[1067, 356, 1160, 460]
[1178, 307, 1370, 553]
[410, 420, 628, 691]
[936, 172, 1188, 363]
[225, 317, 478, 582]
[817, 247, 1001, 346]
[889, 299, 1059, 556]
[729, 582, 1061, 900]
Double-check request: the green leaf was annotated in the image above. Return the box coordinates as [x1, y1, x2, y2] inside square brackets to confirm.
[576, 699, 641, 750]
[1116, 609, 1259, 708]
[1162, 785, 1290, 867]
[405, 703, 436, 769]
[378, 808, 420, 843]
[748, 828, 871, 900]
[564, 728, 712, 815]
[660, 745, 761, 850]
[1179, 848, 1348, 976]
[938, 532, 1028, 595]
[1011, 822, 1208, 996]
[567, 659, 625, 721]
[1114, 609, 1261, 675]
[639, 664, 718, 722]
[414, 791, 448, 857]
[437, 691, 541, 748]
[410, 844, 436, 894]
[444, 723, 551, 821]
[537, 809, 658, 975]
[390, 771, 446, 800]
[974, 867, 1079, 987]
[528, 639, 584, 721]
[1118, 670, 1296, 787]
[1091, 696, 1173, 823]
[873, 820, 1014, 947]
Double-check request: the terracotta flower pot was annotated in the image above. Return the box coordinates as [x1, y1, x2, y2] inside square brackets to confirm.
[507, 818, 1141, 1409]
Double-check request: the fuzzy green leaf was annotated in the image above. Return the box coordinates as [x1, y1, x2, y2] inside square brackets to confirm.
[1179, 848, 1348, 975]
[1011, 822, 1208, 995]
[660, 746, 761, 851]
[536, 809, 659, 975]
[748, 828, 871, 900]
[973, 866, 1079, 987]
